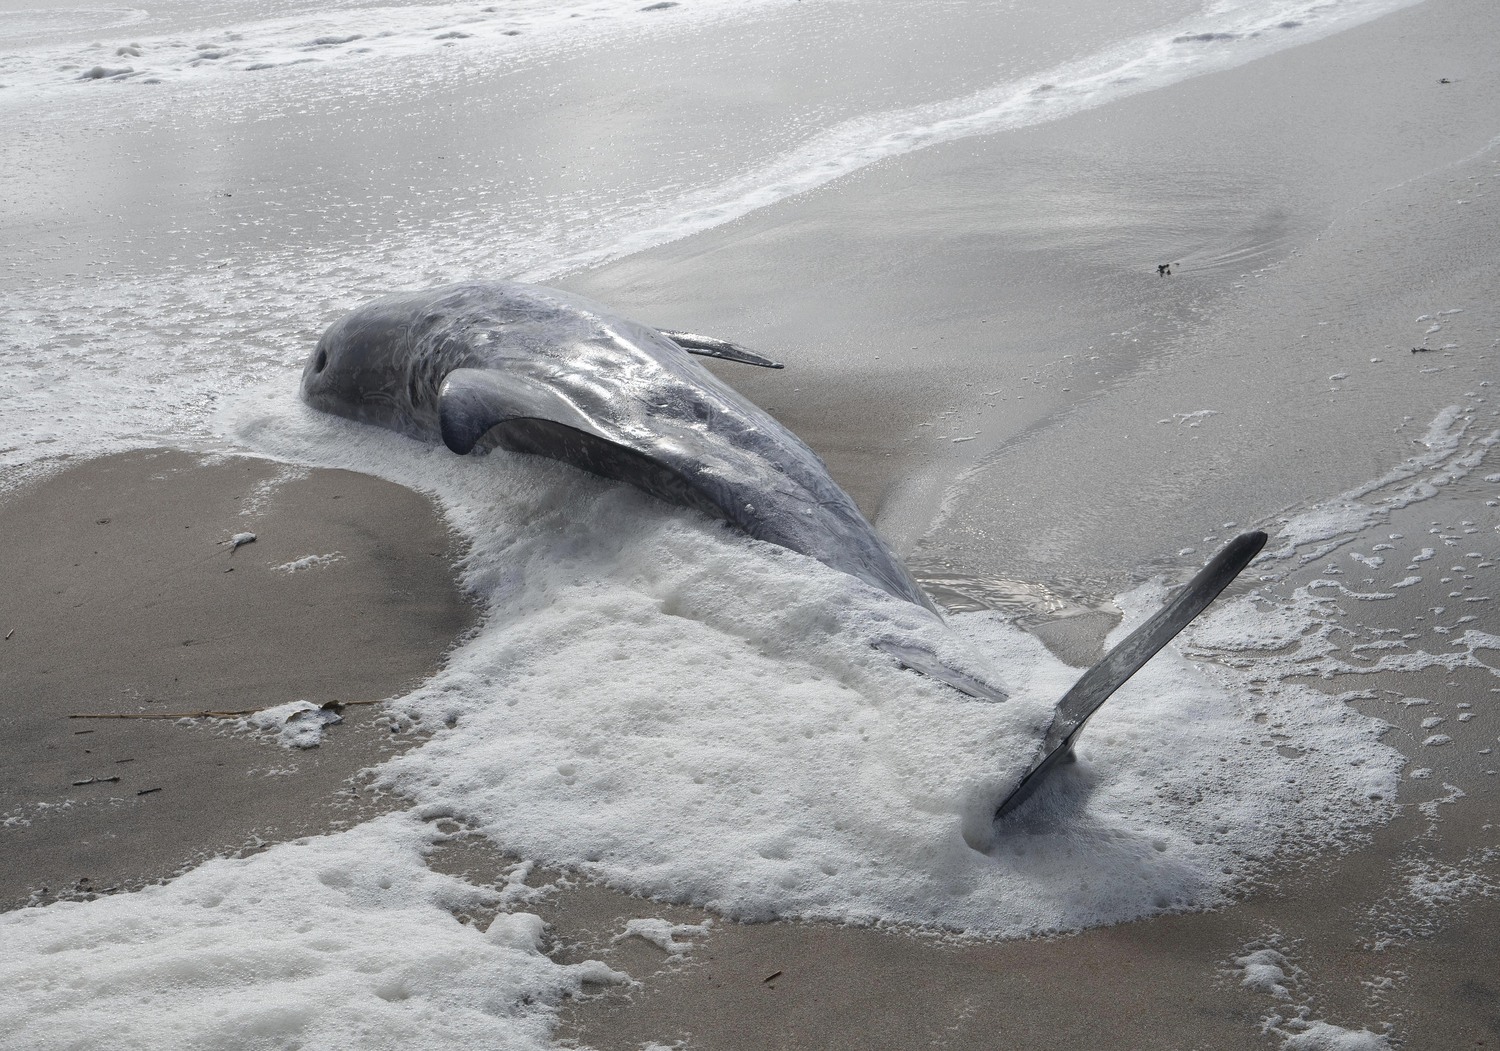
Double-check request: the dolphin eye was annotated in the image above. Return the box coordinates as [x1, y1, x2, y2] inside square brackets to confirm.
[313, 349, 328, 373]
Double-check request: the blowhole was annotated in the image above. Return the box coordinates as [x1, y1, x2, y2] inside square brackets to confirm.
[313, 349, 328, 373]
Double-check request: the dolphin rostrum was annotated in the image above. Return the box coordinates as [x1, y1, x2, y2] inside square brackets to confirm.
[301, 280, 1264, 824]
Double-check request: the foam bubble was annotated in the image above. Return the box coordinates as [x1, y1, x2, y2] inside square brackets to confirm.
[240, 700, 343, 749]
[272, 552, 346, 573]
[1230, 942, 1393, 1049]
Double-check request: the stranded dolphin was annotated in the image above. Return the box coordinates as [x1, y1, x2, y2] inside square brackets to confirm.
[301, 280, 1264, 822]
[301, 280, 935, 613]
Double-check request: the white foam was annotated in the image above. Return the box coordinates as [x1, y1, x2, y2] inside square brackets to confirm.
[1230, 943, 1392, 1050]
[1282, 1023, 1391, 1050]
[1236, 947, 1297, 998]
[202, 396, 1406, 935]
[240, 699, 344, 749]
[1404, 859, 1496, 907]
[0, 0, 798, 102]
[273, 552, 346, 573]
[1266, 408, 1491, 567]
[0, 813, 626, 1049]
[614, 917, 713, 957]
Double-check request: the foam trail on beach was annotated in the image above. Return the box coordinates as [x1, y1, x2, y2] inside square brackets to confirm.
[6, 398, 1495, 1046]
[211, 393, 1500, 931]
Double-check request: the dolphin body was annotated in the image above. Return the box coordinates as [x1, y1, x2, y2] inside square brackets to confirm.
[302, 280, 937, 615]
[301, 280, 1265, 825]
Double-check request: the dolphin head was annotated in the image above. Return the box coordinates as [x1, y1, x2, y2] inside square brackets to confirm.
[301, 299, 437, 439]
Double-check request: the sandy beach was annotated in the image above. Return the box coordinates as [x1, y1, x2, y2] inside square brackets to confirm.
[0, 450, 475, 907]
[2, 0, 1497, 1046]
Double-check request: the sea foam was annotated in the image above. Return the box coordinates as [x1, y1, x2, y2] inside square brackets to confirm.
[8, 390, 1485, 1050]
[213, 387, 1431, 934]
[0, 814, 624, 1050]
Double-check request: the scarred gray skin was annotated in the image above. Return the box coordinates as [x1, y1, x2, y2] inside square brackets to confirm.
[301, 280, 937, 613]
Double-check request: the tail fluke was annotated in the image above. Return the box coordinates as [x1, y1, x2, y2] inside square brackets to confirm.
[994, 530, 1268, 820]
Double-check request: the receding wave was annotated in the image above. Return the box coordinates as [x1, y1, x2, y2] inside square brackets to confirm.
[0, 0, 789, 96]
[533, 0, 1426, 277]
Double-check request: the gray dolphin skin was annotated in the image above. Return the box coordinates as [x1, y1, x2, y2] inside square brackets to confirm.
[302, 280, 934, 612]
[301, 279, 1264, 824]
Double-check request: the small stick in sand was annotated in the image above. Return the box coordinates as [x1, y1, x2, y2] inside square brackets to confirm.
[71, 776, 122, 786]
[4, 628, 13, 640]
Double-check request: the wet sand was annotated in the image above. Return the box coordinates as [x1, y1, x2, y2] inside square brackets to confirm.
[0, 450, 476, 909]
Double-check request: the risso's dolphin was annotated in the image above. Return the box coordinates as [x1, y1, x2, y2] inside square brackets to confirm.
[301, 280, 1264, 825]
[302, 281, 933, 612]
